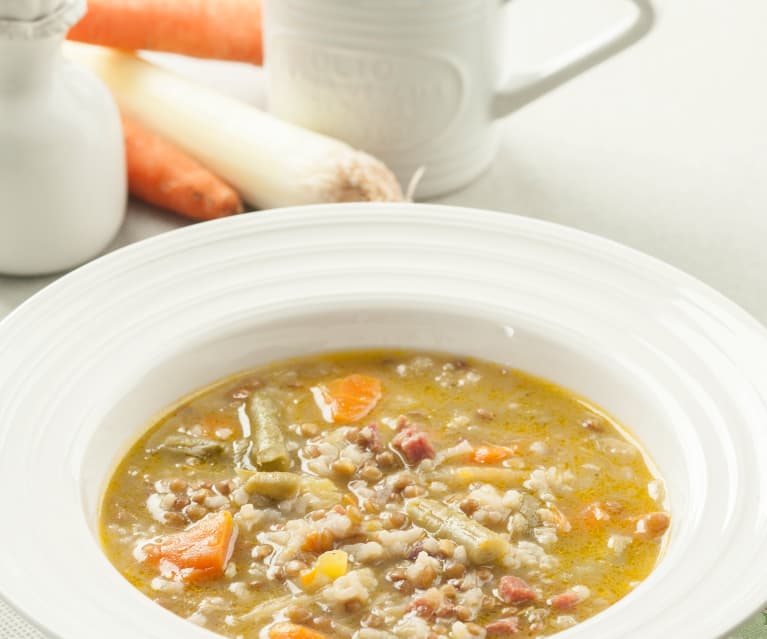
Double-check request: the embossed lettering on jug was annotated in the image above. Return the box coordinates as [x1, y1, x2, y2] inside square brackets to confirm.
[268, 37, 464, 153]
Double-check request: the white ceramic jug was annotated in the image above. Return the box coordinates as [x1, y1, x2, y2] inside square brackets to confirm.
[0, 0, 126, 275]
[263, 0, 654, 197]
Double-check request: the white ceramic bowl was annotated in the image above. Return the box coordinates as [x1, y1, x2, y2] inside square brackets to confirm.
[1, 203, 766, 639]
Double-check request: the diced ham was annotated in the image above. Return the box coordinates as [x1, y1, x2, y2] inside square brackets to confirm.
[498, 576, 537, 604]
[393, 427, 435, 463]
[358, 423, 383, 453]
[486, 617, 520, 636]
[548, 590, 581, 610]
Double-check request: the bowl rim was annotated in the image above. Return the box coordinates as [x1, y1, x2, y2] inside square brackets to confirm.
[1, 202, 766, 639]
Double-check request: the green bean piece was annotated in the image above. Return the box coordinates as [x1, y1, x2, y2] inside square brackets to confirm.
[247, 392, 290, 470]
[241, 471, 301, 500]
[158, 435, 224, 460]
[405, 497, 510, 565]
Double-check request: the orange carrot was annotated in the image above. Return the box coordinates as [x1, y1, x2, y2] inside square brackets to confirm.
[471, 445, 517, 465]
[142, 510, 236, 583]
[311, 374, 383, 424]
[269, 623, 329, 639]
[122, 115, 244, 220]
[67, 0, 263, 65]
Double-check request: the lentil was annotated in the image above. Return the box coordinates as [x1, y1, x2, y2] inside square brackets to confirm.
[163, 512, 186, 526]
[184, 503, 206, 521]
[444, 562, 467, 580]
[456, 605, 472, 622]
[303, 445, 321, 459]
[412, 564, 437, 590]
[214, 480, 232, 495]
[168, 478, 187, 493]
[392, 473, 415, 492]
[300, 422, 319, 437]
[331, 459, 356, 477]
[375, 451, 397, 468]
[284, 560, 307, 578]
[172, 495, 190, 510]
[285, 605, 312, 624]
[460, 498, 479, 516]
[438, 539, 456, 558]
[360, 465, 383, 483]
[402, 484, 425, 498]
[191, 488, 211, 504]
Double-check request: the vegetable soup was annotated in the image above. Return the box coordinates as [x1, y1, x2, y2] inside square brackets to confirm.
[101, 350, 669, 639]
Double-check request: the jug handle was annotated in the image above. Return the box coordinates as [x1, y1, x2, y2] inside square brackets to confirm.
[492, 0, 655, 118]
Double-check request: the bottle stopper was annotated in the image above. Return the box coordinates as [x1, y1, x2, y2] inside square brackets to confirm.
[0, 0, 85, 39]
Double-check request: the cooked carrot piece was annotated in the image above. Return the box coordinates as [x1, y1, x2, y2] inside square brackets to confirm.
[269, 622, 329, 639]
[471, 445, 517, 465]
[311, 374, 382, 424]
[142, 510, 236, 582]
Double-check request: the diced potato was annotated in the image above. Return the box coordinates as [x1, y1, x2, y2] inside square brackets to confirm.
[300, 550, 348, 589]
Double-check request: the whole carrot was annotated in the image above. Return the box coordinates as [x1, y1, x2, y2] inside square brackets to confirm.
[122, 114, 244, 220]
[68, 0, 263, 65]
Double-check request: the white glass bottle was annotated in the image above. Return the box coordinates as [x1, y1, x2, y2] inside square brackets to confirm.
[0, 0, 126, 275]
